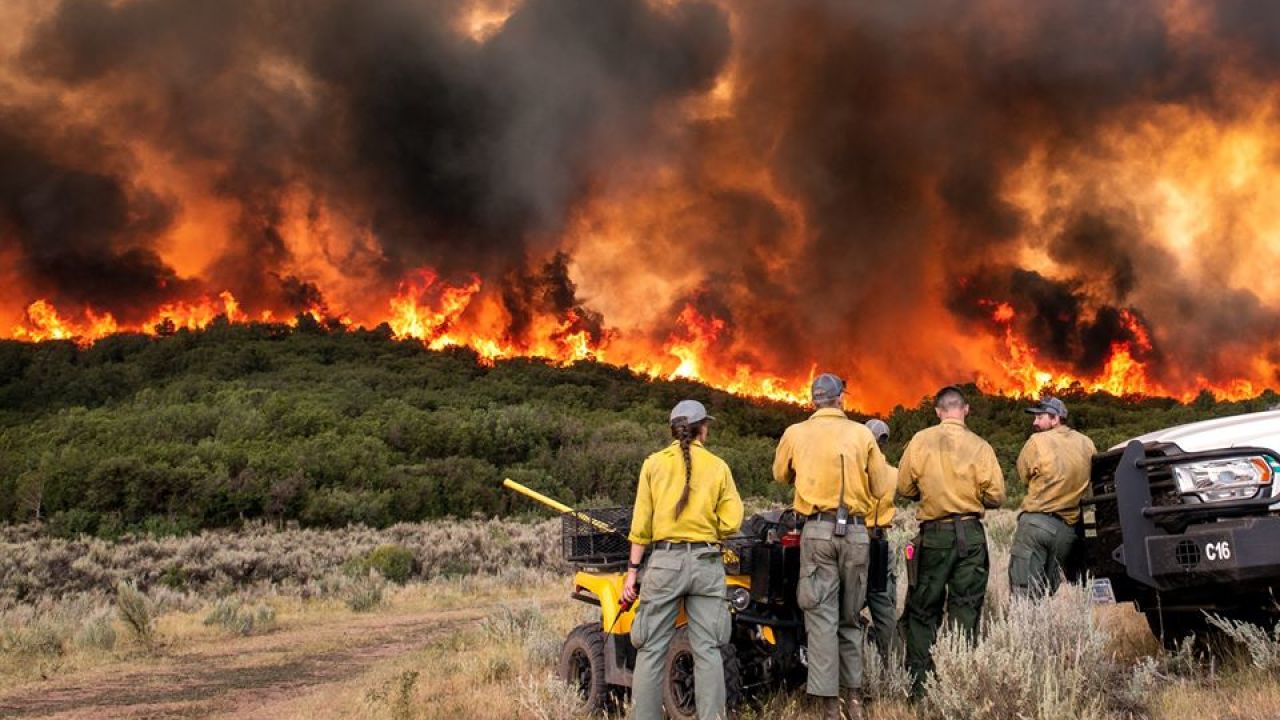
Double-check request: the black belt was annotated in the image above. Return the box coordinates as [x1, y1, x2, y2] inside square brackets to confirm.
[653, 540, 718, 551]
[920, 513, 982, 556]
[806, 511, 865, 525]
[919, 513, 981, 530]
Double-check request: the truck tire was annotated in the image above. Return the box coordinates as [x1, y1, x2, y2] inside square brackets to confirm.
[1143, 608, 1208, 650]
[661, 627, 742, 720]
[1144, 606, 1279, 651]
[560, 623, 612, 713]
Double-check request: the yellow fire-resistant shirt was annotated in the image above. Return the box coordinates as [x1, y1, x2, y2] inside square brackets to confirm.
[868, 465, 898, 528]
[897, 419, 1006, 522]
[1017, 425, 1097, 525]
[627, 440, 744, 545]
[772, 408, 897, 518]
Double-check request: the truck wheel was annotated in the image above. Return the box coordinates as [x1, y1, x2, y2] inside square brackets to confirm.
[560, 623, 611, 713]
[1143, 609, 1209, 650]
[661, 627, 742, 720]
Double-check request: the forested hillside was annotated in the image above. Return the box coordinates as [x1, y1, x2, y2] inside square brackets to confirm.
[1, 318, 1275, 537]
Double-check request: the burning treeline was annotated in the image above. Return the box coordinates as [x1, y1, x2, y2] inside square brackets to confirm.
[2, 0, 1280, 411]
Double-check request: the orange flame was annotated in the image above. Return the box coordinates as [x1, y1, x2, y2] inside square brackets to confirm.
[3, 274, 1266, 409]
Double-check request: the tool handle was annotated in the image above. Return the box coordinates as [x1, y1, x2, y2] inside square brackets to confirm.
[619, 583, 639, 612]
[503, 478, 620, 535]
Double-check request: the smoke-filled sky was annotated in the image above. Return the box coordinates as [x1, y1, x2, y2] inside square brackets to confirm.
[3, 0, 1280, 409]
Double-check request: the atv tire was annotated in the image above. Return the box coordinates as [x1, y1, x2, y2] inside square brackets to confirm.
[560, 622, 612, 713]
[661, 626, 742, 720]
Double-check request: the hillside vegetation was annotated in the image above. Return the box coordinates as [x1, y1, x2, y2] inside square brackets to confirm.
[0, 318, 1275, 537]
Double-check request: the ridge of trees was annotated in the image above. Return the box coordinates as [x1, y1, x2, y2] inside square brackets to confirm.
[0, 318, 1274, 537]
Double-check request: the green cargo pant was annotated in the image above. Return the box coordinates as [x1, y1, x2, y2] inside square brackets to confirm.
[797, 519, 870, 698]
[630, 545, 731, 720]
[863, 532, 899, 664]
[904, 520, 988, 695]
[1009, 512, 1076, 599]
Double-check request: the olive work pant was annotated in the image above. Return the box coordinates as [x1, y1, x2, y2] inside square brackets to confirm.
[863, 530, 899, 664]
[1008, 512, 1077, 599]
[904, 520, 988, 694]
[797, 519, 870, 698]
[629, 545, 731, 720]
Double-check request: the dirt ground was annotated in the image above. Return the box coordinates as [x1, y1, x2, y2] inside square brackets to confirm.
[0, 606, 490, 720]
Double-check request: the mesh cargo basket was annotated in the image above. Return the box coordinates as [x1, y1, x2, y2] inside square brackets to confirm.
[562, 507, 632, 565]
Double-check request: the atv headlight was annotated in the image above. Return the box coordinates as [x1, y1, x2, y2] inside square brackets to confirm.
[728, 586, 751, 612]
[1172, 455, 1278, 503]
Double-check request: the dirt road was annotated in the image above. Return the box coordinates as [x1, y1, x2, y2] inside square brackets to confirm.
[0, 606, 489, 720]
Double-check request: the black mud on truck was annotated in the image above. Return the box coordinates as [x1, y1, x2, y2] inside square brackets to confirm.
[1081, 411, 1280, 646]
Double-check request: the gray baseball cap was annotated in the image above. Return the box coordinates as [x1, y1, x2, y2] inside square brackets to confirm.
[670, 399, 714, 425]
[811, 373, 845, 403]
[1025, 396, 1068, 419]
[865, 418, 890, 441]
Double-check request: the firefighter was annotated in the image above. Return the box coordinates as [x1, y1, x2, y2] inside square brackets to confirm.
[1009, 396, 1097, 598]
[623, 399, 744, 720]
[773, 374, 896, 720]
[862, 418, 899, 666]
[897, 385, 1005, 696]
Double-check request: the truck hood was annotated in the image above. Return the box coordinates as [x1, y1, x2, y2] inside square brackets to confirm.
[1117, 410, 1280, 453]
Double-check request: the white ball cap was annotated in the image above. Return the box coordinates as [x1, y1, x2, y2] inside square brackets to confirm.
[669, 399, 714, 425]
[865, 418, 890, 441]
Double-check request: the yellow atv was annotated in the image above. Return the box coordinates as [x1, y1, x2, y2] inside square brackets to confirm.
[505, 480, 809, 719]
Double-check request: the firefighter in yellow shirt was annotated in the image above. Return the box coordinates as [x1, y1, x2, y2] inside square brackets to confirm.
[862, 418, 899, 666]
[773, 374, 895, 720]
[896, 385, 1005, 695]
[1009, 396, 1097, 598]
[623, 399, 743, 720]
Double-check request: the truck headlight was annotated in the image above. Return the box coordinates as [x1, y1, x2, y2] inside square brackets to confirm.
[728, 586, 751, 612]
[1172, 455, 1277, 502]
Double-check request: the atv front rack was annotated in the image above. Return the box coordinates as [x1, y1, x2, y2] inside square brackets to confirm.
[562, 506, 632, 567]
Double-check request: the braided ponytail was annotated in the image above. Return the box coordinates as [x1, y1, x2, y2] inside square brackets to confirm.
[671, 417, 706, 517]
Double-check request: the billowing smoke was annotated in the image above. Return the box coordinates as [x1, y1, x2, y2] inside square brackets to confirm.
[5, 0, 727, 325]
[3, 0, 1280, 407]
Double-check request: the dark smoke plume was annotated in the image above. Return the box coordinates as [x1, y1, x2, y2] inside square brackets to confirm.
[4, 0, 1280, 399]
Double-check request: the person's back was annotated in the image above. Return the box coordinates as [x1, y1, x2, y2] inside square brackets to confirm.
[861, 418, 900, 667]
[1018, 425, 1096, 524]
[634, 442, 741, 544]
[625, 399, 743, 720]
[897, 420, 1004, 522]
[896, 386, 1005, 696]
[775, 409, 895, 517]
[1010, 397, 1097, 598]
[772, 374, 892, 720]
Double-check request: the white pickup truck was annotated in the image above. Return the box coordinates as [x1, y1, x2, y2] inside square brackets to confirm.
[1081, 410, 1280, 644]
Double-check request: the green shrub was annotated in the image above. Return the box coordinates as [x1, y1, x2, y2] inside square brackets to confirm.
[115, 581, 155, 648]
[159, 564, 188, 590]
[73, 608, 117, 651]
[1207, 615, 1280, 674]
[203, 599, 277, 636]
[923, 584, 1144, 720]
[346, 576, 385, 612]
[1, 618, 65, 658]
[364, 544, 416, 584]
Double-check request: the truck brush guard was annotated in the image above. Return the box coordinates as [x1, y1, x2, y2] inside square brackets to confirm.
[1083, 441, 1280, 593]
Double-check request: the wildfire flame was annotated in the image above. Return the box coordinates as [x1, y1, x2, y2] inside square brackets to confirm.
[4, 271, 1269, 408]
[4, 2, 1280, 411]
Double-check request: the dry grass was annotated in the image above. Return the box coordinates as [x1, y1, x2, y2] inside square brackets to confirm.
[2, 507, 1280, 719]
[0, 517, 562, 609]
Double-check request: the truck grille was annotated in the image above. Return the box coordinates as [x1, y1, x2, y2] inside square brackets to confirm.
[1082, 442, 1186, 579]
